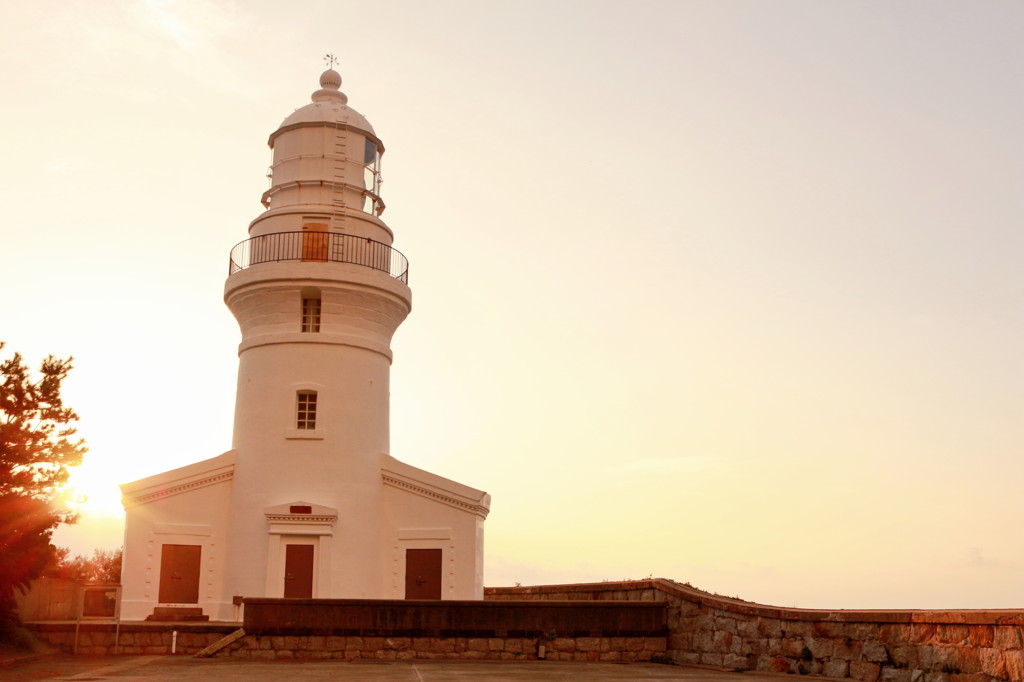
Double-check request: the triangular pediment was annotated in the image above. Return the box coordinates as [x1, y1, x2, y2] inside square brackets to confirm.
[264, 501, 338, 534]
[263, 501, 338, 519]
[380, 453, 491, 518]
[119, 451, 235, 509]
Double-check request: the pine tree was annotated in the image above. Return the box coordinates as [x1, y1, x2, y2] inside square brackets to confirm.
[0, 342, 87, 629]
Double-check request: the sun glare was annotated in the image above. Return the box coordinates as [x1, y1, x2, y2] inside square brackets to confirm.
[63, 463, 126, 518]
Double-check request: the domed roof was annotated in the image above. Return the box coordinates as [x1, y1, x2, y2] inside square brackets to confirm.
[277, 69, 375, 136]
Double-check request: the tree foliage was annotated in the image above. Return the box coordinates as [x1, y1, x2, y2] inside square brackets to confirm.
[0, 341, 87, 620]
[1, 342, 87, 507]
[46, 547, 122, 584]
[0, 496, 63, 593]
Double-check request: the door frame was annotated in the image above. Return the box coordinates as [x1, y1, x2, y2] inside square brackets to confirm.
[394, 528, 453, 600]
[266, 535, 320, 598]
[263, 502, 337, 599]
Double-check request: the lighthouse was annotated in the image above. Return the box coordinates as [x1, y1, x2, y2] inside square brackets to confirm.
[119, 68, 490, 622]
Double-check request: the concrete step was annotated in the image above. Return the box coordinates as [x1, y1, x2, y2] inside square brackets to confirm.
[145, 607, 209, 622]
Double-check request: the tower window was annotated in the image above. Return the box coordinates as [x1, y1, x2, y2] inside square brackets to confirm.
[301, 297, 321, 333]
[296, 391, 318, 430]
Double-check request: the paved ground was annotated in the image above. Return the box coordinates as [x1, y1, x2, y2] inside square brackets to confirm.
[0, 655, 801, 681]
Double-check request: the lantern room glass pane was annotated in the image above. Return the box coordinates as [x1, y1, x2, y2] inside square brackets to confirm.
[362, 138, 381, 198]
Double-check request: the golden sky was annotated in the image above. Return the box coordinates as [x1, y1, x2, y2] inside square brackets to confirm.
[2, 0, 1022, 609]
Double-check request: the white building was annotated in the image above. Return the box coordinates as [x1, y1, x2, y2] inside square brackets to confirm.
[119, 69, 490, 622]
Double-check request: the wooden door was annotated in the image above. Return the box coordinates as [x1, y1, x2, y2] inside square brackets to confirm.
[284, 544, 314, 598]
[301, 223, 328, 262]
[404, 548, 442, 599]
[158, 544, 201, 604]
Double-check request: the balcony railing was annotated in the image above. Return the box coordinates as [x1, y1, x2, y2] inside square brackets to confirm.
[228, 231, 409, 283]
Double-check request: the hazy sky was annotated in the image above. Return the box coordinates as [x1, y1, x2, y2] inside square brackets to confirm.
[2, 0, 1021, 609]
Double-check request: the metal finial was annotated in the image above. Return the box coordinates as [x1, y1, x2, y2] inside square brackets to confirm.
[324, 53, 338, 69]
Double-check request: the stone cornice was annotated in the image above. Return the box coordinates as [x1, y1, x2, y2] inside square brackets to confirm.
[122, 469, 234, 509]
[381, 472, 490, 519]
[265, 514, 336, 525]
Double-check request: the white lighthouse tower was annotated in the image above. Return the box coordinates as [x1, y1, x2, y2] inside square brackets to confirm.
[222, 67, 414, 602]
[119, 68, 490, 622]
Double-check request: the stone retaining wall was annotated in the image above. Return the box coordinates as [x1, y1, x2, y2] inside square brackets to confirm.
[26, 597, 669, 662]
[216, 633, 666, 661]
[26, 623, 667, 661]
[31, 577, 1024, 679]
[27, 623, 239, 655]
[486, 580, 1024, 682]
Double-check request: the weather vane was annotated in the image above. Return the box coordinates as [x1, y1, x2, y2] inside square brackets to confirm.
[324, 53, 338, 69]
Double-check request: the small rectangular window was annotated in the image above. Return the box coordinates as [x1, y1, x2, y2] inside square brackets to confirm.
[301, 298, 321, 333]
[296, 391, 317, 430]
